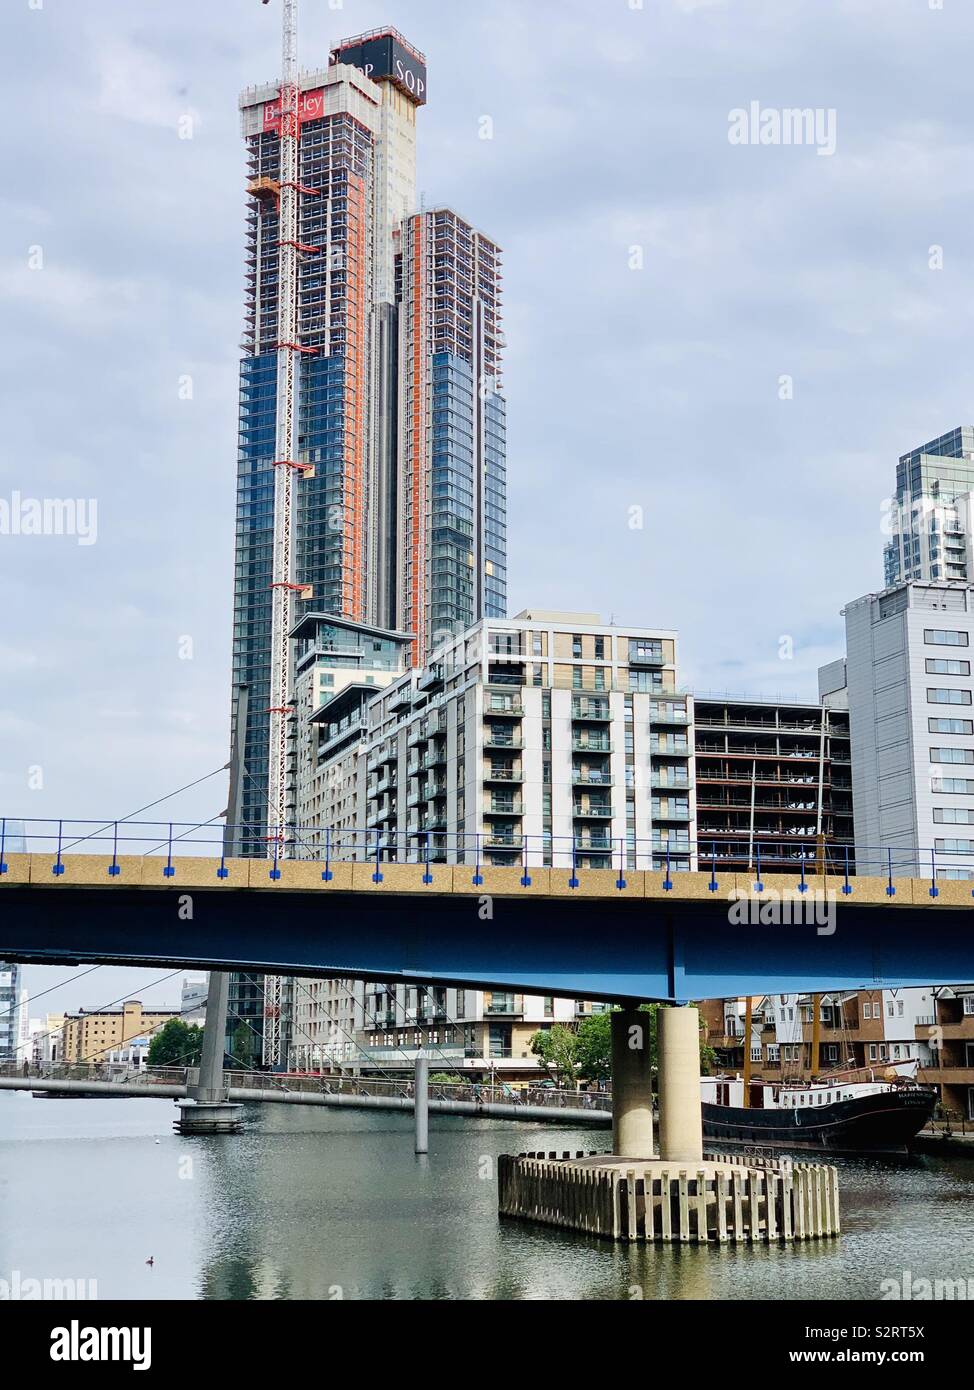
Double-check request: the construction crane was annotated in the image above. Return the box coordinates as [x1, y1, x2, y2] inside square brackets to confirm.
[261, 0, 314, 1066]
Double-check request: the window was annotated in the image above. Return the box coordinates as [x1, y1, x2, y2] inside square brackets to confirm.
[964, 996, 974, 1016]
[929, 717, 974, 735]
[928, 688, 972, 705]
[931, 747, 974, 764]
[932, 778, 974, 794]
[934, 807, 974, 824]
[925, 629, 969, 647]
[935, 838, 974, 853]
[594, 637, 605, 660]
[926, 658, 971, 676]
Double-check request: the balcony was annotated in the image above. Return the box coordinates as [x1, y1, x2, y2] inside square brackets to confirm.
[651, 774, 691, 790]
[573, 801, 612, 819]
[483, 831, 522, 848]
[483, 731, 522, 749]
[574, 836, 612, 852]
[484, 766, 523, 783]
[389, 685, 414, 712]
[628, 645, 665, 666]
[571, 738, 612, 753]
[485, 797, 522, 815]
[572, 699, 611, 722]
[650, 708, 689, 725]
[418, 664, 445, 694]
[422, 779, 447, 799]
[486, 700, 523, 717]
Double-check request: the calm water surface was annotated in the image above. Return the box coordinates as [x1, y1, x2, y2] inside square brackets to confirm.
[2, 1094, 973, 1300]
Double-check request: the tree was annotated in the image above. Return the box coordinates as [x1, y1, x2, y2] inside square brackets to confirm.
[229, 1023, 255, 1071]
[146, 1018, 204, 1069]
[529, 1024, 581, 1084]
[570, 1005, 717, 1083]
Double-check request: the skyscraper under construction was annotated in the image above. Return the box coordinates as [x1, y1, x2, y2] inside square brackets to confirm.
[230, 29, 506, 852]
[227, 27, 507, 1058]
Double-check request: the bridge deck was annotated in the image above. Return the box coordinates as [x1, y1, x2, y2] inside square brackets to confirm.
[2, 855, 973, 1001]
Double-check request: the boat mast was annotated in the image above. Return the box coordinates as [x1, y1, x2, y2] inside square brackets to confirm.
[811, 992, 821, 1078]
[742, 995, 753, 1108]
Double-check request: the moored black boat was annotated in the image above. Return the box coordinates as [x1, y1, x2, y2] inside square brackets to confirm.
[700, 1076, 937, 1153]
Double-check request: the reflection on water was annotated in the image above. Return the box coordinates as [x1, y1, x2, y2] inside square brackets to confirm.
[2, 1094, 973, 1300]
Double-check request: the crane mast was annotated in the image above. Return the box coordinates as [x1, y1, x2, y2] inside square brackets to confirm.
[264, 0, 308, 1067]
[268, 0, 300, 858]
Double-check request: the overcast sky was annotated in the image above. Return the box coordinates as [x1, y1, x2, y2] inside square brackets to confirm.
[3, 0, 973, 1014]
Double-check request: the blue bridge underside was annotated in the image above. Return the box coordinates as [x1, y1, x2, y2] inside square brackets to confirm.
[1, 887, 973, 1001]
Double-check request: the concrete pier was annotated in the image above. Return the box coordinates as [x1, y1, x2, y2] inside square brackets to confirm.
[414, 1055, 429, 1154]
[657, 1005, 704, 1164]
[499, 1002, 840, 1243]
[610, 1006, 654, 1158]
[498, 1151, 841, 1243]
[175, 970, 242, 1135]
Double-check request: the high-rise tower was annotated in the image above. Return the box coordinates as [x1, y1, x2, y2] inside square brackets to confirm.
[883, 427, 974, 587]
[228, 26, 507, 1063]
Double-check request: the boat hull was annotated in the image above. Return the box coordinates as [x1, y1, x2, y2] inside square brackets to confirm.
[702, 1088, 937, 1154]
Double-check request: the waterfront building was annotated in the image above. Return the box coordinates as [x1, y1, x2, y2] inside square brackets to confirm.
[918, 985, 974, 1119]
[702, 988, 937, 1080]
[180, 976, 209, 1024]
[228, 31, 506, 1066]
[840, 579, 974, 876]
[883, 427, 974, 587]
[692, 696, 853, 874]
[0, 962, 20, 1064]
[32, 1014, 65, 1066]
[301, 610, 693, 873]
[61, 1000, 180, 1066]
[288, 609, 692, 1074]
[229, 30, 506, 854]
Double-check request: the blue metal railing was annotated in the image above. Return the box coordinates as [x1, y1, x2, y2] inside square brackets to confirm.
[1, 816, 972, 896]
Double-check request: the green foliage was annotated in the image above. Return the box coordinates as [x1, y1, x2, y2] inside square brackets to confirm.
[229, 1023, 255, 1070]
[146, 1018, 204, 1069]
[531, 1006, 717, 1085]
[529, 1024, 581, 1082]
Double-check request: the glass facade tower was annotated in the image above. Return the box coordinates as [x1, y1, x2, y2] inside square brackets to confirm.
[228, 34, 508, 1063]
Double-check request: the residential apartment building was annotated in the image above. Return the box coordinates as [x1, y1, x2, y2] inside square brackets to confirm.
[918, 985, 974, 1119]
[883, 426, 974, 587]
[300, 610, 694, 873]
[842, 580, 974, 877]
[0, 962, 20, 1064]
[693, 697, 854, 873]
[702, 988, 937, 1080]
[61, 1001, 180, 1066]
[228, 32, 506, 1067]
[32, 1014, 65, 1067]
[287, 611, 693, 1072]
[230, 31, 506, 855]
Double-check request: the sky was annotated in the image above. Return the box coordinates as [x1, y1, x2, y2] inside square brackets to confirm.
[2, 0, 973, 1015]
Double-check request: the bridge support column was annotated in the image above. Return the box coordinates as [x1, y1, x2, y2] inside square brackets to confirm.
[657, 1004, 703, 1164]
[611, 1007, 654, 1158]
[414, 1054, 429, 1155]
[176, 970, 242, 1135]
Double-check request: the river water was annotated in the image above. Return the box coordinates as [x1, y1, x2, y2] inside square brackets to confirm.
[1, 1094, 973, 1301]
